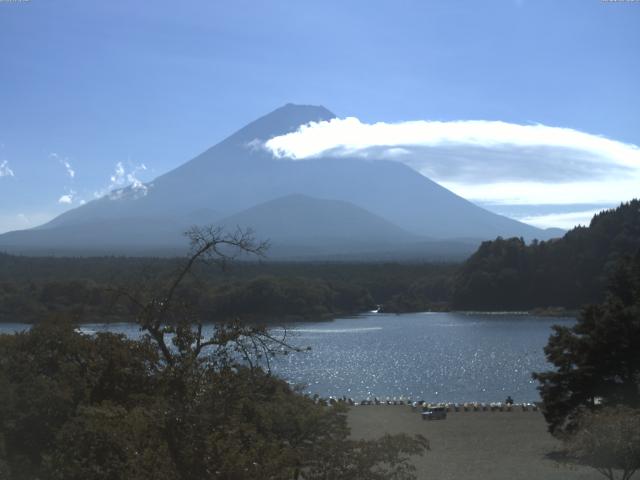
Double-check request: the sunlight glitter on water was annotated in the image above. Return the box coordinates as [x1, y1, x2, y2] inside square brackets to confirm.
[0, 312, 574, 402]
[272, 327, 383, 334]
[270, 312, 574, 402]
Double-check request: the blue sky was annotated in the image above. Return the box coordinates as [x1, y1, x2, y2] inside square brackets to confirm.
[1, 0, 639, 232]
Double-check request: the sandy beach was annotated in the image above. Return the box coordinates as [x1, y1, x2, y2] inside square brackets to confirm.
[348, 405, 601, 480]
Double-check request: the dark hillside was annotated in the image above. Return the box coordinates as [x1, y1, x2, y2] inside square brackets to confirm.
[452, 200, 640, 310]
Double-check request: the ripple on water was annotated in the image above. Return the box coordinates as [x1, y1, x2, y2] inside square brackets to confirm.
[270, 312, 574, 402]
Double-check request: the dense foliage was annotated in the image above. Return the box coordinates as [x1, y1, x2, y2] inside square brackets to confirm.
[0, 255, 455, 323]
[453, 200, 640, 310]
[0, 227, 429, 479]
[0, 321, 427, 480]
[533, 250, 640, 435]
[379, 274, 452, 313]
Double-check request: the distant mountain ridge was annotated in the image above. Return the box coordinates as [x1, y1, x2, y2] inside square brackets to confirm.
[217, 194, 419, 245]
[0, 104, 562, 258]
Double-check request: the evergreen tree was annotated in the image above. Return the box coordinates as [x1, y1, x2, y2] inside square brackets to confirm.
[453, 200, 640, 310]
[533, 250, 640, 435]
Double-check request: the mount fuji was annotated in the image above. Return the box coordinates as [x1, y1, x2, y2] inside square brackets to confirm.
[0, 104, 562, 259]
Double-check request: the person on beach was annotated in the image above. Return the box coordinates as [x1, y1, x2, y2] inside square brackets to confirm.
[505, 395, 514, 405]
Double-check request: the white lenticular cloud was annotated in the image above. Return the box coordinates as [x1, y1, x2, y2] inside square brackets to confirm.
[264, 117, 640, 205]
[0, 160, 14, 177]
[266, 117, 640, 170]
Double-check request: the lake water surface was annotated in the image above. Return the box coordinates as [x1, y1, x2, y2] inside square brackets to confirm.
[0, 312, 573, 403]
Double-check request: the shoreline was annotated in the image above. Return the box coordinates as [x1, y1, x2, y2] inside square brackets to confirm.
[317, 397, 542, 409]
[0, 307, 578, 326]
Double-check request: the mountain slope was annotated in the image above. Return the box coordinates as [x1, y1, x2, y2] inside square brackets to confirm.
[214, 194, 422, 257]
[0, 104, 560, 256]
[217, 194, 418, 244]
[39, 104, 336, 230]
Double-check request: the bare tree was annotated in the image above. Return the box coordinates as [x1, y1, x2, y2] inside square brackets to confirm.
[109, 225, 429, 479]
[115, 225, 303, 369]
[564, 406, 640, 480]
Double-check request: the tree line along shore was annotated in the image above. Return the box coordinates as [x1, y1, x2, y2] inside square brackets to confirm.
[1, 200, 638, 324]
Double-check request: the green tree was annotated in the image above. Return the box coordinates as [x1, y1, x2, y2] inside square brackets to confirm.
[452, 200, 640, 310]
[533, 251, 640, 435]
[0, 319, 159, 479]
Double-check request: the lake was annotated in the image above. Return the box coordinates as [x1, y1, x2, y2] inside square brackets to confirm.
[0, 312, 572, 403]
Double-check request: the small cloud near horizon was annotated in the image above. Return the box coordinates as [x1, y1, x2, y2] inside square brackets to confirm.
[518, 209, 600, 230]
[93, 161, 149, 199]
[109, 161, 148, 197]
[58, 193, 75, 204]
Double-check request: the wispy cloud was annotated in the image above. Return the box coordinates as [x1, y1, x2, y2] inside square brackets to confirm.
[94, 162, 149, 199]
[518, 209, 602, 230]
[109, 161, 126, 185]
[476, 202, 617, 230]
[50, 153, 76, 179]
[0, 160, 14, 177]
[45, 160, 150, 208]
[264, 117, 640, 206]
